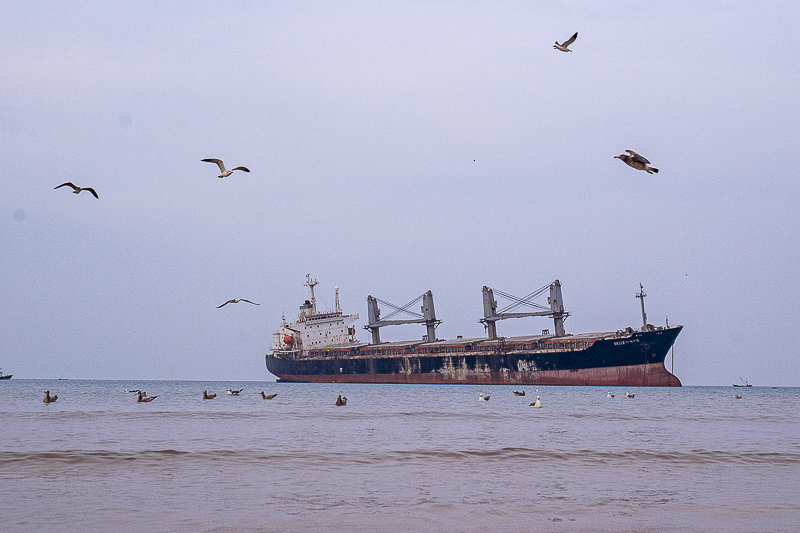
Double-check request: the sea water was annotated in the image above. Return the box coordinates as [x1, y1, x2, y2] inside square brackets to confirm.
[1, 380, 798, 532]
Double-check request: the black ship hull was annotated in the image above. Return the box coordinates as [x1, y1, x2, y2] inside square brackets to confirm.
[266, 326, 682, 387]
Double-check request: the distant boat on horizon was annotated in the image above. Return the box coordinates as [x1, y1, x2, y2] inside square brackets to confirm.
[0, 369, 12, 380]
[733, 377, 752, 387]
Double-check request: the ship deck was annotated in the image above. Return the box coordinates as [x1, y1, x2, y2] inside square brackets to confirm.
[281, 328, 650, 360]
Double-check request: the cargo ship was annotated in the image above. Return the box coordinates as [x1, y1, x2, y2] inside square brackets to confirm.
[266, 275, 682, 386]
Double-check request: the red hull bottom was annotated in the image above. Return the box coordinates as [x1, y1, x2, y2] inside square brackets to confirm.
[274, 362, 681, 387]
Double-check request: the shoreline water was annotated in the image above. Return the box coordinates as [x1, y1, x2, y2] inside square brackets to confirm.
[2, 381, 798, 532]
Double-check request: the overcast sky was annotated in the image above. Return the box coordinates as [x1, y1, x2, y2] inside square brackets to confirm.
[2, 2, 798, 385]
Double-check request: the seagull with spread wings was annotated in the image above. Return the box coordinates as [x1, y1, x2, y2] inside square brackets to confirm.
[614, 150, 659, 174]
[554, 32, 578, 52]
[54, 182, 99, 199]
[217, 298, 260, 308]
[202, 158, 251, 178]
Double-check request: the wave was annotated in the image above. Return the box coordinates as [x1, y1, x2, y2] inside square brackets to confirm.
[3, 447, 799, 467]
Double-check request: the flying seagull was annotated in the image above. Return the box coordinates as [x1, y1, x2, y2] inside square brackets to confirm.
[554, 32, 578, 52]
[614, 150, 659, 174]
[201, 158, 250, 178]
[54, 182, 99, 199]
[217, 298, 260, 308]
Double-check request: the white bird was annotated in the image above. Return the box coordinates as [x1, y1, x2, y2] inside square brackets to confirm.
[227, 388, 243, 395]
[530, 396, 542, 408]
[479, 393, 490, 401]
[606, 392, 615, 398]
[202, 158, 251, 178]
[614, 150, 659, 174]
[54, 182, 99, 199]
[217, 298, 260, 308]
[625, 392, 635, 398]
[554, 32, 578, 52]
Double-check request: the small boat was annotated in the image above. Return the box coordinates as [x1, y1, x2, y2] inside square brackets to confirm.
[733, 377, 752, 387]
[0, 369, 12, 380]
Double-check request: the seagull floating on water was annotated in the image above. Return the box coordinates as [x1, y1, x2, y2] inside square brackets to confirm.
[261, 391, 278, 400]
[217, 298, 260, 308]
[137, 391, 157, 402]
[227, 388, 243, 395]
[607, 392, 615, 398]
[43, 390, 58, 403]
[202, 158, 251, 178]
[54, 182, 99, 199]
[513, 390, 526, 396]
[554, 32, 578, 52]
[614, 150, 659, 174]
[203, 390, 217, 400]
[335, 394, 348, 406]
[530, 396, 543, 408]
[625, 392, 635, 398]
[479, 393, 490, 401]
[734, 393, 742, 399]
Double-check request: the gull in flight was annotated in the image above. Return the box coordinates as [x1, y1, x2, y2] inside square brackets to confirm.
[614, 150, 659, 174]
[202, 158, 251, 178]
[54, 182, 99, 199]
[217, 298, 260, 308]
[554, 32, 578, 52]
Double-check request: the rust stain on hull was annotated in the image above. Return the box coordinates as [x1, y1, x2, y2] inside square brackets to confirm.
[275, 362, 681, 387]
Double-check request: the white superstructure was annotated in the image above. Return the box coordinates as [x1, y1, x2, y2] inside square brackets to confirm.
[272, 275, 360, 354]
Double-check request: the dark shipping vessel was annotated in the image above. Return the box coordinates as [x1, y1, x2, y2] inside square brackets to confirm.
[266, 276, 682, 387]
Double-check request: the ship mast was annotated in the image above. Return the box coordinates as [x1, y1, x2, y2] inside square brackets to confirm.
[636, 283, 647, 328]
[305, 274, 318, 315]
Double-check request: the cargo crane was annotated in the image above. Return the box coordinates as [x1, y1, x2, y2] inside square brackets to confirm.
[480, 280, 569, 340]
[365, 290, 440, 344]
